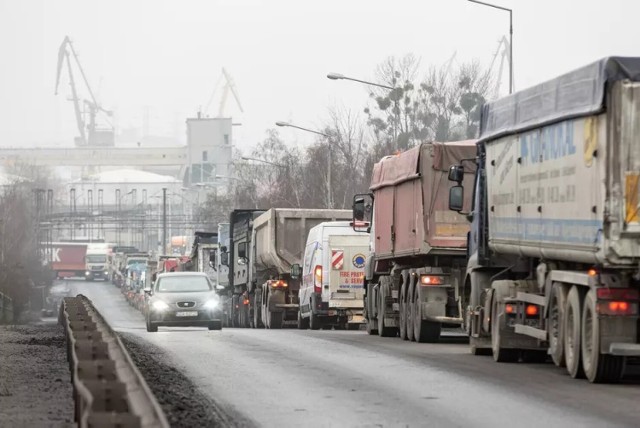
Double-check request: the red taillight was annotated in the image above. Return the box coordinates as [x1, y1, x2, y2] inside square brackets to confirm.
[270, 280, 288, 288]
[243, 299, 250, 305]
[420, 275, 444, 286]
[505, 304, 516, 314]
[597, 288, 640, 300]
[314, 265, 322, 293]
[597, 301, 638, 316]
[525, 305, 539, 316]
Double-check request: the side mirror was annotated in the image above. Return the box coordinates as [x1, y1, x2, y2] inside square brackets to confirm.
[449, 185, 464, 212]
[216, 285, 225, 290]
[352, 193, 373, 233]
[448, 165, 464, 183]
[290, 263, 302, 279]
[143, 287, 152, 294]
[220, 252, 229, 266]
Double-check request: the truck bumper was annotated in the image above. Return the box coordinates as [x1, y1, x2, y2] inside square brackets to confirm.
[609, 343, 640, 356]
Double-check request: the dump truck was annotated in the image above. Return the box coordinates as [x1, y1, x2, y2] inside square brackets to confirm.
[448, 57, 640, 383]
[353, 140, 476, 341]
[226, 208, 351, 328]
[185, 231, 218, 285]
[49, 242, 88, 279]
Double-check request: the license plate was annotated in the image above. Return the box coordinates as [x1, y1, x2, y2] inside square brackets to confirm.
[176, 311, 198, 317]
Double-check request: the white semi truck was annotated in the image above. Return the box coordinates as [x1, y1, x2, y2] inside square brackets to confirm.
[448, 57, 640, 383]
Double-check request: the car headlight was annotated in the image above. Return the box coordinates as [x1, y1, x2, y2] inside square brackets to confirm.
[203, 297, 220, 309]
[152, 300, 170, 311]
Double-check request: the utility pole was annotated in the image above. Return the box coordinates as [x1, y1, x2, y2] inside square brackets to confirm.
[162, 188, 167, 255]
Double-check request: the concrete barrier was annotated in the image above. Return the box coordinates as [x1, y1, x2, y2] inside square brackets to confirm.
[60, 295, 169, 428]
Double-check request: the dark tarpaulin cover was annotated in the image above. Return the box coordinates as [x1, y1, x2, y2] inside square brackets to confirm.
[480, 57, 640, 141]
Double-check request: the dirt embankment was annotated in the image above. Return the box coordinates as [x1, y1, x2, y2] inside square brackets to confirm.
[0, 323, 74, 427]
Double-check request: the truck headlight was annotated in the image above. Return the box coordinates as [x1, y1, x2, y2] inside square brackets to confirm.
[152, 300, 170, 311]
[85, 271, 90, 276]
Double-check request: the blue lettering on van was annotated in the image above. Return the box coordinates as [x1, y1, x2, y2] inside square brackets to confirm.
[520, 121, 576, 167]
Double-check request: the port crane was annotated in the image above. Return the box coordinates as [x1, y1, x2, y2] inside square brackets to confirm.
[55, 36, 115, 147]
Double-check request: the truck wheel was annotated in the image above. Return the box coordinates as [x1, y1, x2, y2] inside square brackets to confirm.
[297, 311, 309, 329]
[268, 311, 283, 329]
[414, 288, 440, 343]
[254, 302, 264, 328]
[399, 283, 408, 340]
[491, 299, 518, 362]
[564, 286, 585, 378]
[581, 290, 624, 383]
[549, 283, 566, 367]
[377, 292, 396, 337]
[406, 284, 415, 342]
[364, 291, 378, 335]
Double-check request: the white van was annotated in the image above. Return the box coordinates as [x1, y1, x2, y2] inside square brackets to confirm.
[297, 221, 369, 330]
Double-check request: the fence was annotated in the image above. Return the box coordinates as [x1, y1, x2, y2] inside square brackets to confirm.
[0, 291, 13, 324]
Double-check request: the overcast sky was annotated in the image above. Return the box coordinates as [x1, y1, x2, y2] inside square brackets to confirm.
[1, 0, 638, 153]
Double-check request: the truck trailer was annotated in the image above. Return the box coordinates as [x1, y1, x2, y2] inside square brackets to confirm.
[226, 208, 351, 328]
[448, 57, 640, 382]
[354, 140, 476, 341]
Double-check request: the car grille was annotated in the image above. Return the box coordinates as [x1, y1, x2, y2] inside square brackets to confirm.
[91, 266, 104, 271]
[176, 301, 196, 308]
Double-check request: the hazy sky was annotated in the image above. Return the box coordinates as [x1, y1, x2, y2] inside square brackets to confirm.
[1, 0, 638, 153]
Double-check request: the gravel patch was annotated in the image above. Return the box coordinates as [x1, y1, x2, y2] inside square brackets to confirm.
[0, 322, 74, 427]
[120, 333, 254, 428]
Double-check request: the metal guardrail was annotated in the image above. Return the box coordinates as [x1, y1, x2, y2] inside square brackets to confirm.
[0, 291, 13, 324]
[59, 295, 169, 428]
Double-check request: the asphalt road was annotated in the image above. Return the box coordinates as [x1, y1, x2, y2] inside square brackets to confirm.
[67, 279, 640, 428]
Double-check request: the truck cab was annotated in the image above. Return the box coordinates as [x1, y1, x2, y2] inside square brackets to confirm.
[85, 244, 110, 281]
[297, 221, 369, 330]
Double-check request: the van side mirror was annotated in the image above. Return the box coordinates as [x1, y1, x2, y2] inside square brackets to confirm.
[448, 165, 464, 183]
[290, 264, 302, 279]
[143, 287, 152, 294]
[352, 193, 373, 233]
[449, 185, 464, 212]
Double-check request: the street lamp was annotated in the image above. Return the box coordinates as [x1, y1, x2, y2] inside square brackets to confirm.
[241, 156, 286, 168]
[326, 73, 394, 90]
[327, 72, 400, 147]
[276, 121, 333, 208]
[467, 0, 513, 94]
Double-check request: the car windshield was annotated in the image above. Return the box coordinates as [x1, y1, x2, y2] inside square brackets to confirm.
[156, 276, 211, 293]
[86, 255, 106, 263]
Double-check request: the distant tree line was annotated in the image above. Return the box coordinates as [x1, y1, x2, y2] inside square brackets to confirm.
[196, 53, 493, 226]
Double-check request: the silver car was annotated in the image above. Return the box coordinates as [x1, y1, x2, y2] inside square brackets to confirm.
[145, 272, 223, 332]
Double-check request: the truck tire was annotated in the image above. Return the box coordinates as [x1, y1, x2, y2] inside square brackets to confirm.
[364, 291, 378, 335]
[297, 311, 309, 329]
[268, 310, 283, 329]
[491, 299, 518, 362]
[549, 283, 566, 367]
[406, 283, 415, 342]
[254, 302, 264, 328]
[414, 287, 440, 343]
[377, 291, 396, 337]
[399, 283, 408, 340]
[564, 286, 585, 378]
[581, 289, 625, 383]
